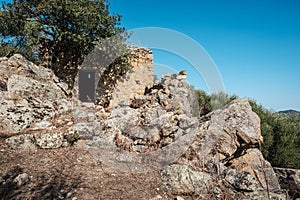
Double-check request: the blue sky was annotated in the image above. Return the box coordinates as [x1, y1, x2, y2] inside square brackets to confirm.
[109, 0, 300, 111]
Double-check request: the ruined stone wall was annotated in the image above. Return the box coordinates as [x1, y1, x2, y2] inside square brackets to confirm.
[109, 47, 154, 107]
[74, 47, 154, 106]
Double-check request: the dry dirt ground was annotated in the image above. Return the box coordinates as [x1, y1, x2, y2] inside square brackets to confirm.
[0, 138, 184, 200]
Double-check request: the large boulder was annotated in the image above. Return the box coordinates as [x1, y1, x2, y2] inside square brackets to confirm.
[179, 98, 264, 166]
[229, 148, 281, 191]
[175, 99, 282, 196]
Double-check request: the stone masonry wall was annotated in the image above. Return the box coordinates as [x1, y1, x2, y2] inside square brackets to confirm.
[109, 47, 153, 107]
[74, 47, 154, 106]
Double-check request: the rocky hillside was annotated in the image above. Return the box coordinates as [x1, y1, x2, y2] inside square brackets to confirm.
[0, 54, 299, 199]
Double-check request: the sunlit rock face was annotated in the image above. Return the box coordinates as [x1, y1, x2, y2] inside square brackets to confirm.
[171, 99, 282, 198]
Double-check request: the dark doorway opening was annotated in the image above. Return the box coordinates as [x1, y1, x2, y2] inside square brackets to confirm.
[79, 71, 95, 103]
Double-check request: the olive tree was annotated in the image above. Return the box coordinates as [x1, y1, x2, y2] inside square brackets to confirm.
[0, 0, 125, 87]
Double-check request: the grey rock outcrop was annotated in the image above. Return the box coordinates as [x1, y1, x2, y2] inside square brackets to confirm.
[229, 148, 281, 191]
[274, 167, 300, 199]
[5, 134, 36, 149]
[0, 54, 81, 149]
[0, 54, 72, 134]
[5, 126, 80, 149]
[171, 99, 283, 198]
[225, 169, 259, 192]
[161, 164, 211, 195]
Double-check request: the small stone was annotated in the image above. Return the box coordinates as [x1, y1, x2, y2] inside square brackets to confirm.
[34, 133, 64, 149]
[82, 102, 95, 108]
[13, 173, 29, 186]
[66, 192, 72, 198]
[61, 141, 69, 147]
[41, 158, 49, 164]
[0, 176, 5, 184]
[5, 134, 36, 150]
[149, 195, 162, 200]
[179, 70, 187, 75]
[174, 196, 185, 200]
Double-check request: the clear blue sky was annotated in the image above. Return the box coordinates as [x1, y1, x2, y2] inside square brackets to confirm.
[109, 0, 300, 111]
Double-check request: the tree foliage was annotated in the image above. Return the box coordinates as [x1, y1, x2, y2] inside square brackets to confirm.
[193, 89, 211, 116]
[193, 89, 237, 116]
[0, 0, 125, 87]
[249, 100, 300, 169]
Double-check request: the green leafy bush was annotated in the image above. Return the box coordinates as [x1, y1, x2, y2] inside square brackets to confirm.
[249, 100, 300, 169]
[0, 0, 126, 87]
[193, 89, 237, 116]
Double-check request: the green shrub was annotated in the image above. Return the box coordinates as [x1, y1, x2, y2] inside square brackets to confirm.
[247, 100, 300, 168]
